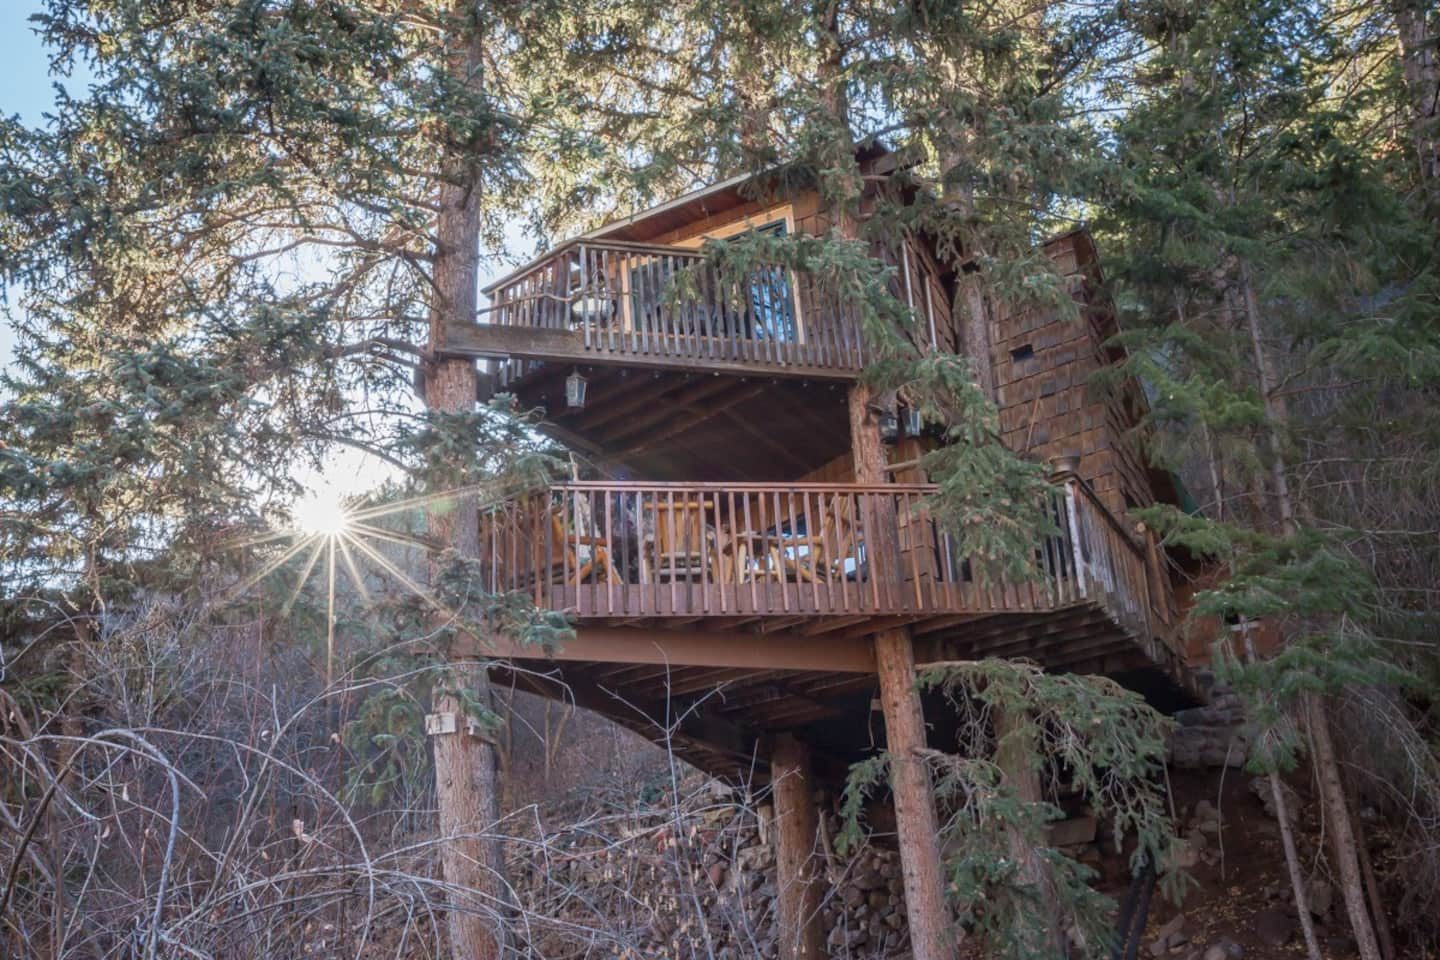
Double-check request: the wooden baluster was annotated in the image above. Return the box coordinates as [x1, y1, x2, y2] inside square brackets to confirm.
[700, 258, 717, 359]
[646, 254, 661, 357]
[852, 491, 876, 611]
[602, 487, 615, 616]
[772, 490, 791, 612]
[833, 492, 851, 612]
[741, 493, 759, 614]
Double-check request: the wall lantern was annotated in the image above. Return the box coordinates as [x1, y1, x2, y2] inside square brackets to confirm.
[878, 411, 900, 444]
[901, 407, 924, 438]
[565, 369, 588, 409]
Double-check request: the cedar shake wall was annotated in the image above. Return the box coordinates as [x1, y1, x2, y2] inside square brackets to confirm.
[989, 234, 1154, 517]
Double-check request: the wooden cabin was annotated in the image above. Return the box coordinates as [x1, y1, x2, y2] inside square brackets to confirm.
[445, 155, 1202, 957]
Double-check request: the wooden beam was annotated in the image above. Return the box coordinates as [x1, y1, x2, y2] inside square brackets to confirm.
[773, 734, 829, 960]
[479, 626, 876, 673]
[595, 377, 738, 446]
[442, 323, 858, 382]
[618, 384, 770, 455]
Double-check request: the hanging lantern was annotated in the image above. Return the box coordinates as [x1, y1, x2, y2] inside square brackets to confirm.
[901, 407, 923, 438]
[878, 411, 900, 444]
[565, 369, 588, 409]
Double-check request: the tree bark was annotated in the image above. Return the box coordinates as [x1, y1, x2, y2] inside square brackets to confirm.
[1307, 691, 1383, 960]
[1394, 2, 1440, 213]
[993, 705, 1063, 957]
[1238, 273, 1380, 960]
[874, 628, 954, 960]
[772, 733, 828, 960]
[424, 6, 510, 958]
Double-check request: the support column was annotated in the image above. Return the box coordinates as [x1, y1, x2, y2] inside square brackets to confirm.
[875, 628, 953, 960]
[772, 733, 828, 960]
[993, 706, 1063, 956]
[850, 381, 954, 959]
[422, 8, 509, 957]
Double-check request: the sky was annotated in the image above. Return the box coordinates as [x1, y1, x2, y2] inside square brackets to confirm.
[0, 3, 77, 370]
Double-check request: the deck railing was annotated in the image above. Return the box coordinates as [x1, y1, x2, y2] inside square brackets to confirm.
[475, 479, 1171, 632]
[481, 240, 871, 385]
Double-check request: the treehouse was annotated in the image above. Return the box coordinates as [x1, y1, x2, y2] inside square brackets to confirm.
[442, 153, 1203, 956]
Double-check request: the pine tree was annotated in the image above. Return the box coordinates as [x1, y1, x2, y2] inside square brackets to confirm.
[1, 4, 562, 956]
[1101, 0, 1440, 953]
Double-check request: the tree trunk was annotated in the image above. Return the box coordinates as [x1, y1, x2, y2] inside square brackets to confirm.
[1307, 691, 1383, 960]
[1238, 273, 1381, 960]
[993, 705, 1064, 957]
[772, 733, 828, 960]
[1345, 766, 1396, 960]
[424, 7, 510, 958]
[874, 628, 954, 960]
[1394, 2, 1440, 213]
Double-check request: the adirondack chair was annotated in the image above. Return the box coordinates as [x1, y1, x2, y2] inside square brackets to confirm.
[771, 493, 862, 584]
[537, 496, 615, 586]
[640, 496, 716, 583]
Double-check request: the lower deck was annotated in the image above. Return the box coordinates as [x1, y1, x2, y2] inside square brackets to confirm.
[475, 472, 1198, 782]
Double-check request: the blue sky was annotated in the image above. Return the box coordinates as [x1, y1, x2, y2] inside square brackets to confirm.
[2, 2, 88, 367]
[0, 4, 74, 129]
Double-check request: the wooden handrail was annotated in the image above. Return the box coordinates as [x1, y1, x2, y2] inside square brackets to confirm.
[1054, 470, 1147, 558]
[477, 237, 873, 381]
[482, 238, 710, 296]
[552, 480, 943, 494]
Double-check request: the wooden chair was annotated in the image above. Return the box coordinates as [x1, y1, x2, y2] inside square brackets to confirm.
[641, 497, 716, 583]
[547, 498, 615, 586]
[771, 494, 862, 584]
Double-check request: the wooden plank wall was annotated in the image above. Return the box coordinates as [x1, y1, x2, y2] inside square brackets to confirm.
[988, 233, 1153, 517]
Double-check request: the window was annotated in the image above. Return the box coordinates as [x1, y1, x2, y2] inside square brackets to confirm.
[673, 206, 803, 344]
[745, 221, 797, 342]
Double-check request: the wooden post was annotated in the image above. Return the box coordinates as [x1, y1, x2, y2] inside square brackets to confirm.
[423, 7, 510, 959]
[849, 381, 953, 959]
[875, 628, 953, 960]
[772, 733, 827, 960]
[993, 706, 1063, 956]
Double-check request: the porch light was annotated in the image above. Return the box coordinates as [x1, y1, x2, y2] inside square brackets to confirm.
[565, 369, 588, 409]
[878, 411, 900, 444]
[901, 407, 923, 438]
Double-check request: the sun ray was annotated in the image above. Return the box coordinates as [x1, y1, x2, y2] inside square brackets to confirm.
[279, 534, 329, 618]
[345, 486, 479, 523]
[335, 532, 373, 607]
[226, 534, 320, 602]
[348, 521, 436, 552]
[344, 532, 450, 615]
[326, 538, 337, 685]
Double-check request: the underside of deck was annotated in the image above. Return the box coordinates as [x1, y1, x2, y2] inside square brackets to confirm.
[483, 600, 1200, 784]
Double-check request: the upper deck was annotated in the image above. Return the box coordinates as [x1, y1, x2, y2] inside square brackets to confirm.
[454, 238, 881, 385]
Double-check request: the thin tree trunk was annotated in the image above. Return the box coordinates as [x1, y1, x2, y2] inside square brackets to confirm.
[1232, 284, 1324, 960]
[1394, 2, 1439, 214]
[1307, 692, 1383, 960]
[425, 6, 510, 958]
[1345, 766, 1396, 960]
[1245, 628, 1324, 960]
[993, 705, 1064, 957]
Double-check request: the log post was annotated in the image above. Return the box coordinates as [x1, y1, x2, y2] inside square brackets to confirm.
[772, 733, 828, 960]
[875, 628, 953, 960]
[850, 381, 953, 959]
[422, 6, 510, 958]
[993, 705, 1063, 956]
